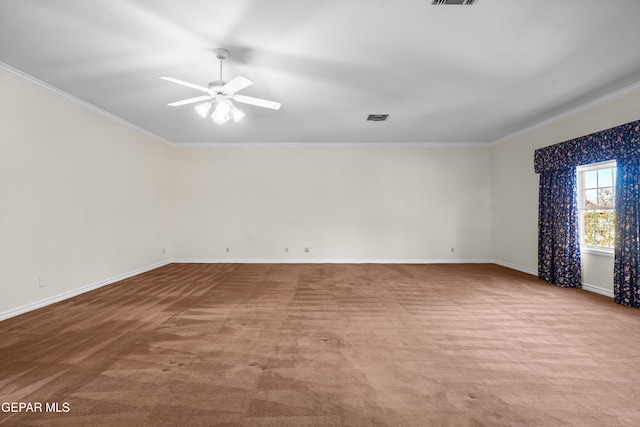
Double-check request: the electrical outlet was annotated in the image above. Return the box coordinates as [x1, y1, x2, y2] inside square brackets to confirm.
[226, 247, 230, 253]
[285, 247, 289, 253]
[304, 247, 310, 253]
[162, 248, 166, 255]
[451, 247, 455, 253]
[38, 276, 46, 288]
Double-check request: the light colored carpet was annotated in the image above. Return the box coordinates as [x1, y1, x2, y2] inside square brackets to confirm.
[1, 263, 640, 426]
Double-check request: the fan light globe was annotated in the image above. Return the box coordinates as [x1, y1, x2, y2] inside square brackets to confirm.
[211, 108, 229, 125]
[215, 99, 230, 114]
[228, 101, 245, 122]
[195, 102, 212, 118]
[212, 114, 227, 124]
[231, 109, 245, 122]
[211, 98, 232, 124]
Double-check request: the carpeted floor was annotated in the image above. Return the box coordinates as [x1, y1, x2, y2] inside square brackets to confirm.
[1, 263, 640, 426]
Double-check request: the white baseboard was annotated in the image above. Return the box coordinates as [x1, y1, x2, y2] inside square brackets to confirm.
[172, 258, 496, 264]
[0, 260, 171, 322]
[1, 258, 615, 322]
[492, 259, 537, 276]
[493, 259, 614, 299]
[582, 282, 614, 298]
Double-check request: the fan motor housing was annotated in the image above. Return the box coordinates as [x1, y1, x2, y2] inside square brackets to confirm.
[208, 81, 226, 93]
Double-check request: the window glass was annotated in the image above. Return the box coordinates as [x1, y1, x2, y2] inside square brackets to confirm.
[578, 161, 616, 250]
[584, 170, 598, 189]
[598, 188, 613, 207]
[598, 168, 613, 187]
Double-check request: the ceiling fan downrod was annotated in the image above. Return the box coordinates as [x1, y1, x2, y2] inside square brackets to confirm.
[213, 48, 229, 83]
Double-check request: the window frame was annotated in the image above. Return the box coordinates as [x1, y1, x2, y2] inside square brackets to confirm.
[577, 160, 617, 257]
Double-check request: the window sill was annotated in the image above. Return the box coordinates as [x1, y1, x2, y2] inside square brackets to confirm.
[581, 246, 614, 257]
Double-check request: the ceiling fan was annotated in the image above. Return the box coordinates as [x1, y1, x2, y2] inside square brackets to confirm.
[159, 48, 281, 124]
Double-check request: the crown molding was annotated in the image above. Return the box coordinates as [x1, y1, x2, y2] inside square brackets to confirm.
[492, 79, 640, 146]
[169, 141, 492, 148]
[0, 61, 172, 147]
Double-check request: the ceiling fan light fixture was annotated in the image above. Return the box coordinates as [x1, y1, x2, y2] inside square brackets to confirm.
[215, 98, 230, 114]
[228, 101, 245, 122]
[212, 109, 228, 124]
[212, 98, 231, 124]
[195, 101, 212, 118]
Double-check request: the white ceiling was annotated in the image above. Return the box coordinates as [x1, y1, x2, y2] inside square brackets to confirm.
[2, 0, 640, 144]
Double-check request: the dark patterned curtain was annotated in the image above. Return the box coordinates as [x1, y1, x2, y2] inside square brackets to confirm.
[534, 121, 640, 172]
[534, 119, 640, 304]
[538, 168, 582, 288]
[614, 160, 640, 308]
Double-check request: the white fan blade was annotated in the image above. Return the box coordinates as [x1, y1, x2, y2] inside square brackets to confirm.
[222, 76, 253, 94]
[233, 94, 281, 110]
[168, 95, 212, 107]
[159, 76, 210, 93]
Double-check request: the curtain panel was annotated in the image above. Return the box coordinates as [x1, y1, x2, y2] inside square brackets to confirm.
[538, 168, 582, 288]
[614, 160, 640, 308]
[534, 119, 640, 307]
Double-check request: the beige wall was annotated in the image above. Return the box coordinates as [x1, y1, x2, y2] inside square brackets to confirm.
[0, 69, 172, 317]
[1, 65, 493, 319]
[492, 87, 640, 293]
[171, 144, 493, 262]
[4, 62, 640, 319]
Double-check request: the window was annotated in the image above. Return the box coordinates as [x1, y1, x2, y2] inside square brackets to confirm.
[577, 160, 617, 253]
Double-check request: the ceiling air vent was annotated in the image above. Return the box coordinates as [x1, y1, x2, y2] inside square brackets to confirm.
[432, 0, 476, 5]
[367, 114, 389, 122]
